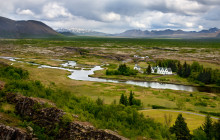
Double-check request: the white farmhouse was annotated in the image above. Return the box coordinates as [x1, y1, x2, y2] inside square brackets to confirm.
[151, 66, 172, 75]
[134, 64, 141, 71]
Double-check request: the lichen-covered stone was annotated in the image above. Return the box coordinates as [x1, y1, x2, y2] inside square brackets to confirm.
[0, 124, 32, 140]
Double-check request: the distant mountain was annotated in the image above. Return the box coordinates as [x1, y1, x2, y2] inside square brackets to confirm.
[115, 29, 145, 37]
[199, 27, 219, 33]
[0, 16, 60, 38]
[56, 28, 108, 36]
[115, 28, 220, 38]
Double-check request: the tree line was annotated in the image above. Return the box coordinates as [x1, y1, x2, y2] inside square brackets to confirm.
[154, 59, 220, 86]
[177, 61, 220, 85]
[106, 64, 138, 76]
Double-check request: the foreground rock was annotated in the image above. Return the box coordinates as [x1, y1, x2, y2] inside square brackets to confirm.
[0, 124, 32, 140]
[3, 93, 128, 140]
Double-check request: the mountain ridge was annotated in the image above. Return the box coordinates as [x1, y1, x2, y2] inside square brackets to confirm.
[1, 16, 220, 38]
[0, 16, 60, 38]
[115, 28, 220, 38]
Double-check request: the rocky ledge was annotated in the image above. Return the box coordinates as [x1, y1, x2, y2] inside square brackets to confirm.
[0, 124, 32, 140]
[0, 93, 128, 140]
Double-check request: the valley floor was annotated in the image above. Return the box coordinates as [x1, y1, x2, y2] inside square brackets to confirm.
[0, 38, 219, 138]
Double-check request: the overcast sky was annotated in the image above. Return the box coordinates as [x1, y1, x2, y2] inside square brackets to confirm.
[1, 0, 220, 33]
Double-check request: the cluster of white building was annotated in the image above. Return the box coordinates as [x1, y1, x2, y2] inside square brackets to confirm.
[134, 65, 172, 75]
[134, 55, 149, 60]
[151, 66, 172, 75]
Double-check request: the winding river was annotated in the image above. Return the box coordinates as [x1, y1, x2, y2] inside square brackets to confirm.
[1, 56, 219, 93]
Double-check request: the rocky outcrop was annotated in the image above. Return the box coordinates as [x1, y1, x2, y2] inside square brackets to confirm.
[0, 124, 32, 140]
[4, 93, 128, 140]
[57, 121, 125, 140]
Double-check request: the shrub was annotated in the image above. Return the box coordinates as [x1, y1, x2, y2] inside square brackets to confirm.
[152, 105, 167, 109]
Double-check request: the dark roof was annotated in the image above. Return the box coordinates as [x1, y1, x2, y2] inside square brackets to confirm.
[167, 68, 172, 72]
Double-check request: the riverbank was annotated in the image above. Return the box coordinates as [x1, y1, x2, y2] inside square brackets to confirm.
[90, 69, 220, 93]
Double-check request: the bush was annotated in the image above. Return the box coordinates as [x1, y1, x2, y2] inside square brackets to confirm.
[194, 102, 207, 107]
[193, 129, 207, 140]
[152, 105, 168, 109]
[0, 65, 29, 80]
[106, 64, 138, 76]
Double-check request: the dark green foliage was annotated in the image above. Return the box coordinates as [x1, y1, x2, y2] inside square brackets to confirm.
[170, 114, 191, 140]
[19, 121, 53, 140]
[193, 128, 208, 140]
[106, 64, 138, 76]
[146, 64, 152, 74]
[120, 93, 126, 105]
[132, 98, 141, 106]
[191, 62, 203, 72]
[129, 91, 134, 106]
[177, 61, 220, 86]
[156, 59, 178, 72]
[213, 119, 220, 140]
[120, 91, 141, 107]
[96, 97, 104, 106]
[196, 115, 220, 140]
[197, 69, 212, 84]
[152, 105, 168, 109]
[182, 62, 191, 78]
[0, 65, 29, 80]
[202, 115, 213, 140]
[177, 61, 183, 76]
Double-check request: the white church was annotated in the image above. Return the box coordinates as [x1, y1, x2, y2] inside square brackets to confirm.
[151, 66, 172, 75]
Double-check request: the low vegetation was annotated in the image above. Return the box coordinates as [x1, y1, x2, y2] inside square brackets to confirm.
[0, 62, 172, 139]
[106, 64, 138, 76]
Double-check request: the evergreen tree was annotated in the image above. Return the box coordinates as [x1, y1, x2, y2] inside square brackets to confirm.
[202, 114, 213, 140]
[129, 91, 134, 106]
[124, 95, 128, 106]
[157, 60, 162, 67]
[177, 63, 183, 77]
[120, 93, 128, 106]
[147, 64, 152, 75]
[96, 97, 104, 105]
[182, 62, 191, 78]
[120, 93, 125, 105]
[170, 114, 191, 140]
[213, 119, 220, 140]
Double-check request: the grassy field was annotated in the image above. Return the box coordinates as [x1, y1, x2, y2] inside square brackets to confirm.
[2, 58, 219, 116]
[1, 37, 220, 48]
[140, 109, 219, 132]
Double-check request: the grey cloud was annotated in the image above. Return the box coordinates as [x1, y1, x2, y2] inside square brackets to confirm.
[0, 0, 220, 33]
[189, 0, 220, 5]
[204, 6, 220, 21]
